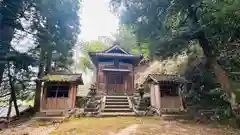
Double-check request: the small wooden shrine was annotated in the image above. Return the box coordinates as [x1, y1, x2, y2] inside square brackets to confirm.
[143, 74, 187, 112]
[89, 44, 142, 95]
[39, 73, 83, 113]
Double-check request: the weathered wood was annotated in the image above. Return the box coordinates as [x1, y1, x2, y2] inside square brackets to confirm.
[94, 57, 138, 96]
[41, 83, 78, 112]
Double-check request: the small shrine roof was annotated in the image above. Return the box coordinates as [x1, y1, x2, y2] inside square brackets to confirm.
[144, 74, 187, 84]
[39, 73, 84, 84]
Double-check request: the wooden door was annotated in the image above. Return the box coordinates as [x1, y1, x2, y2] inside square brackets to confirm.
[106, 72, 126, 95]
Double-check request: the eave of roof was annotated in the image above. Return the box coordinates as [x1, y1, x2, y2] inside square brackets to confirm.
[144, 74, 187, 84]
[38, 73, 84, 85]
[89, 52, 140, 57]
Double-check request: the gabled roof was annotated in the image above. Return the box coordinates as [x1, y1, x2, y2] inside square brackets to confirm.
[39, 73, 84, 84]
[103, 45, 130, 54]
[88, 44, 142, 66]
[144, 74, 187, 84]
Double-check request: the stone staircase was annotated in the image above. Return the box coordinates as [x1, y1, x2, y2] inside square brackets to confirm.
[100, 96, 135, 117]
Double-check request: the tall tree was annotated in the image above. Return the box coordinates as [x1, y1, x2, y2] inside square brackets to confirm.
[113, 25, 137, 51]
[0, 0, 26, 84]
[32, 0, 81, 111]
[110, 0, 240, 104]
[113, 25, 149, 56]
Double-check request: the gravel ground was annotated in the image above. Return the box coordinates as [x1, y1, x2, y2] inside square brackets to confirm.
[0, 120, 57, 135]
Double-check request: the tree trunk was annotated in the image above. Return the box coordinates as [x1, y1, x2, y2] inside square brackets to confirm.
[7, 63, 20, 117]
[197, 31, 233, 102]
[11, 89, 20, 118]
[211, 60, 233, 100]
[7, 97, 12, 120]
[45, 50, 52, 74]
[34, 49, 45, 112]
[188, 6, 234, 104]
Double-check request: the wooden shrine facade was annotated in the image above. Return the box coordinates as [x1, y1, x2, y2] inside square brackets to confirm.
[89, 45, 142, 96]
[39, 73, 83, 113]
[143, 74, 187, 113]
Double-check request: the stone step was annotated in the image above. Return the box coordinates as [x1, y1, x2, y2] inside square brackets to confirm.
[103, 108, 132, 112]
[99, 112, 136, 117]
[135, 107, 147, 111]
[161, 114, 188, 120]
[32, 116, 66, 121]
[84, 108, 99, 112]
[105, 105, 130, 109]
[106, 96, 128, 99]
[105, 102, 129, 105]
[35, 112, 46, 117]
[45, 111, 63, 116]
[106, 99, 128, 102]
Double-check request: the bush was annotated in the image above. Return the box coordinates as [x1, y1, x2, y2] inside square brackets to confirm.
[75, 96, 88, 108]
[183, 58, 234, 120]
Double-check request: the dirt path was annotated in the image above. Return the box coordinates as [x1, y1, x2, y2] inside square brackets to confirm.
[109, 124, 139, 135]
[135, 119, 240, 135]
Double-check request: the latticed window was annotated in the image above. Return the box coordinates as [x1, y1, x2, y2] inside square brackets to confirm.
[47, 85, 69, 97]
[160, 84, 179, 97]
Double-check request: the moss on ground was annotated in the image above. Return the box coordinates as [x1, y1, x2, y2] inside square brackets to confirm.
[50, 117, 240, 135]
[50, 117, 143, 135]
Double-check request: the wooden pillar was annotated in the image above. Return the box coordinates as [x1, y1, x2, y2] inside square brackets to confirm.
[40, 85, 44, 111]
[68, 84, 72, 109]
[72, 85, 77, 108]
[179, 83, 185, 111]
[150, 84, 155, 107]
[124, 75, 127, 95]
[154, 83, 161, 109]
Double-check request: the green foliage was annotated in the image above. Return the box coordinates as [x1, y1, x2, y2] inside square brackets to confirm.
[114, 25, 138, 51]
[111, 0, 240, 109]
[79, 40, 107, 72]
[183, 58, 234, 120]
[131, 42, 149, 56]
[32, 0, 81, 71]
[111, 0, 240, 58]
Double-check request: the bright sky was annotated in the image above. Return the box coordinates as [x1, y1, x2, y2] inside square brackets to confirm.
[80, 0, 119, 41]
[77, 0, 119, 84]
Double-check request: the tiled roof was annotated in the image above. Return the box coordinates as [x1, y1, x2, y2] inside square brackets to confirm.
[103, 45, 130, 54]
[145, 74, 187, 83]
[39, 73, 83, 84]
